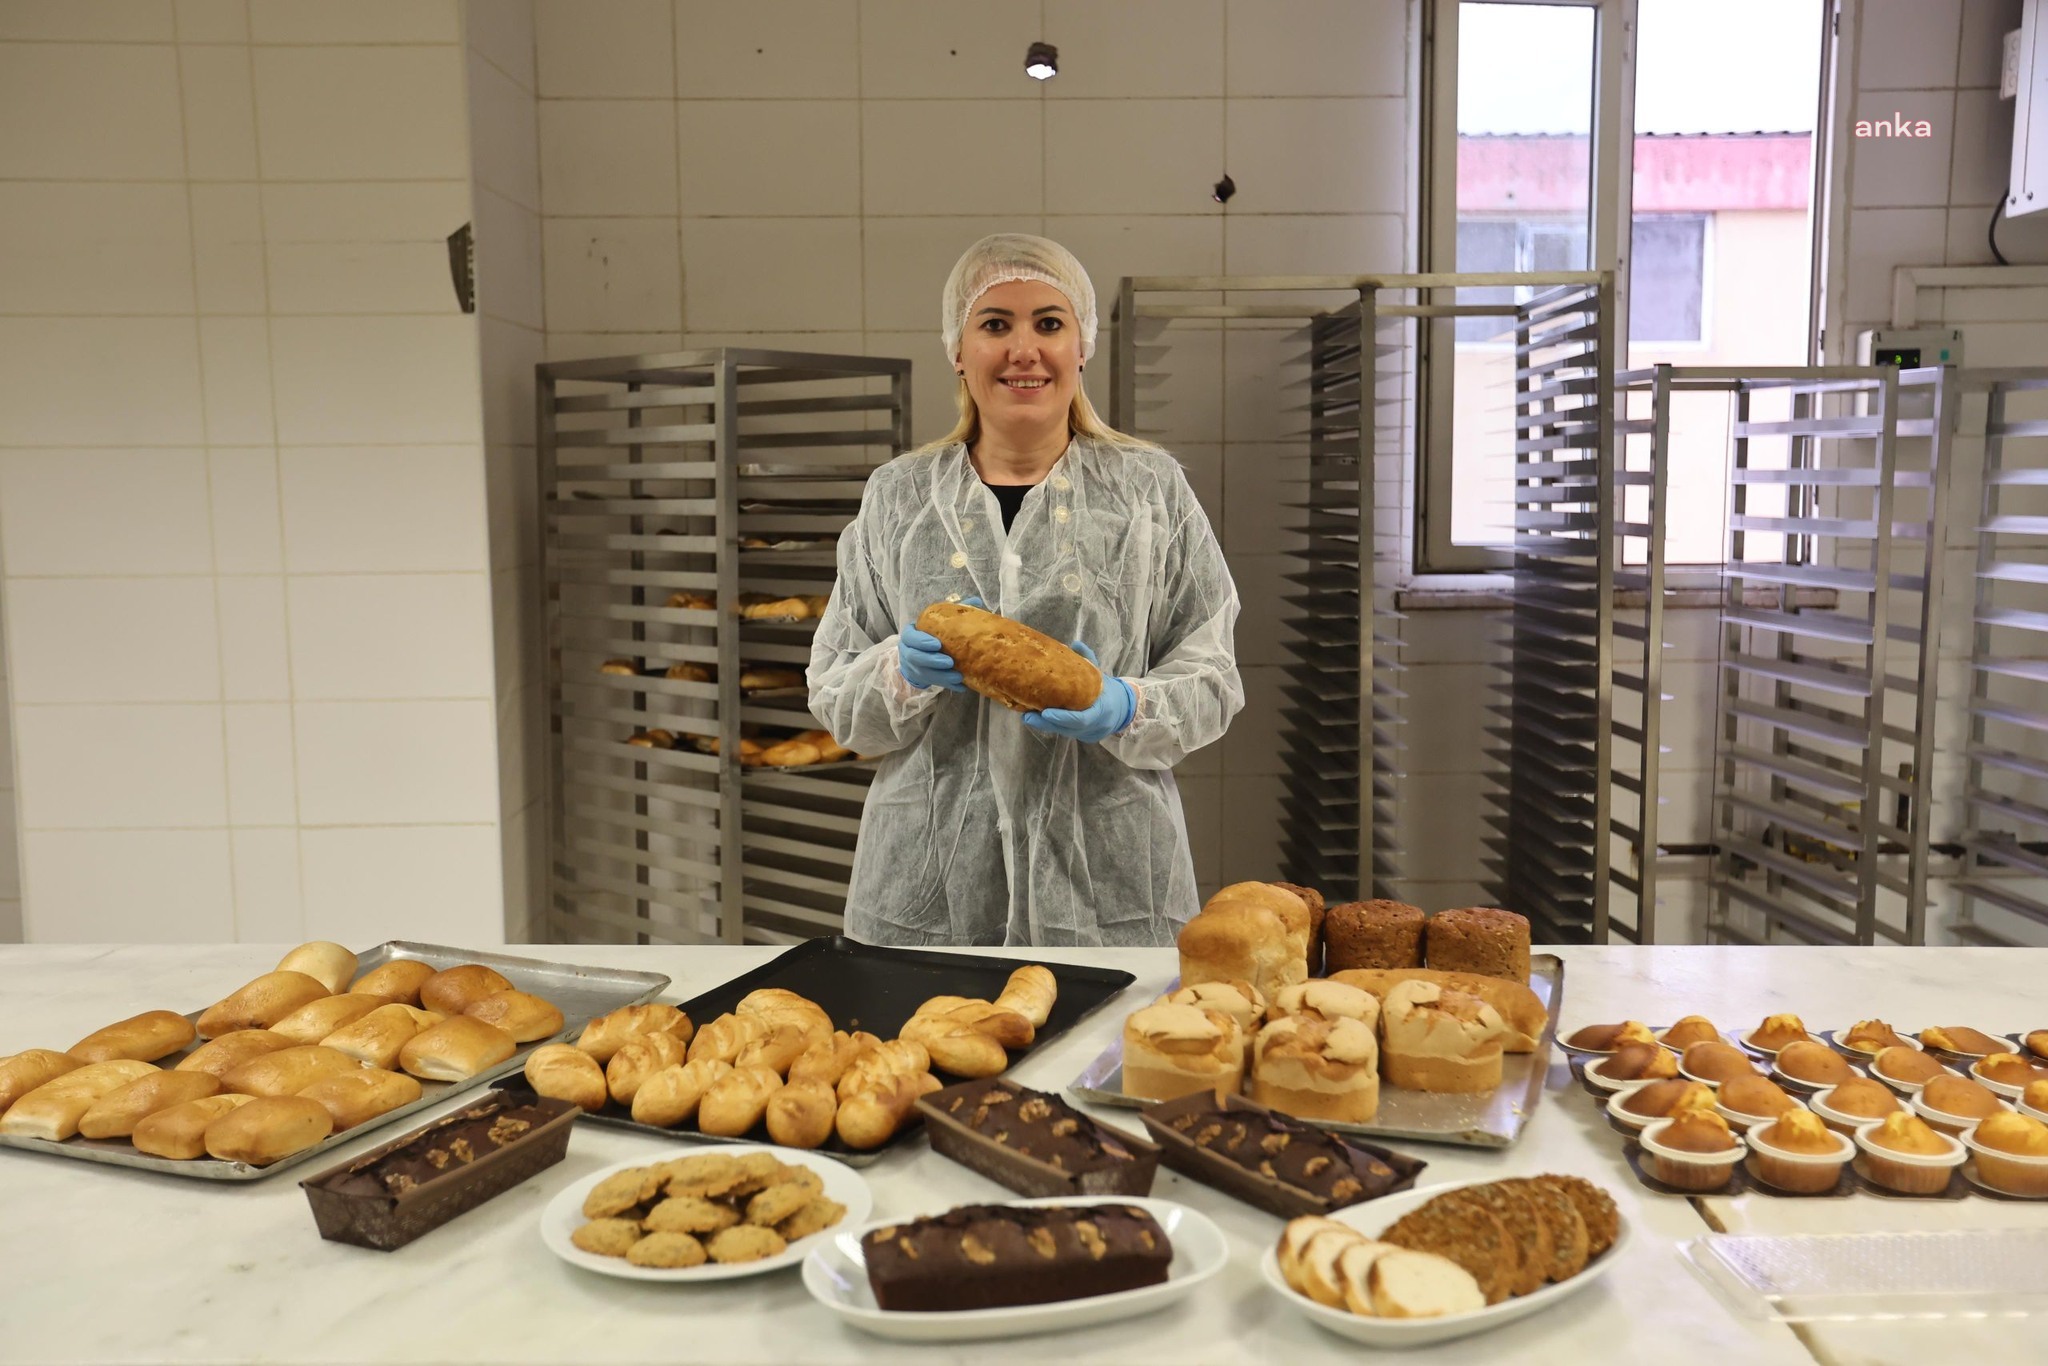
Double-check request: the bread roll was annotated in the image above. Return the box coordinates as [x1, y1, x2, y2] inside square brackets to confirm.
[836, 1039, 930, 1100]
[67, 1010, 198, 1064]
[1328, 968, 1546, 1053]
[418, 964, 515, 1016]
[899, 1014, 1008, 1078]
[788, 1031, 881, 1088]
[574, 1003, 694, 1063]
[994, 965, 1058, 1029]
[765, 1078, 838, 1149]
[911, 997, 1034, 1049]
[915, 602, 1101, 712]
[734, 1022, 815, 1077]
[398, 1017, 517, 1082]
[276, 941, 358, 995]
[348, 959, 438, 1006]
[295, 1068, 422, 1130]
[269, 993, 386, 1046]
[629, 1058, 730, 1128]
[524, 1043, 608, 1112]
[224, 1045, 363, 1097]
[463, 989, 566, 1044]
[203, 1095, 333, 1166]
[836, 1071, 941, 1150]
[0, 1060, 159, 1140]
[687, 1013, 769, 1066]
[196, 971, 331, 1038]
[697, 1064, 783, 1137]
[77, 1069, 222, 1139]
[130, 1093, 254, 1160]
[0, 1049, 83, 1115]
[320, 1003, 442, 1070]
[175, 1029, 296, 1082]
[606, 1032, 689, 1105]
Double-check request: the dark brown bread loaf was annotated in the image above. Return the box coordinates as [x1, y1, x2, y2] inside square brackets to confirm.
[861, 1202, 1170, 1311]
[916, 602, 1101, 712]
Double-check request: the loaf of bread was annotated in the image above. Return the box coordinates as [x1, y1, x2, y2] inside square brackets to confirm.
[994, 965, 1058, 1029]
[629, 1058, 730, 1127]
[1123, 1002, 1244, 1102]
[1249, 1015, 1380, 1124]
[398, 1017, 517, 1082]
[765, 1078, 838, 1149]
[837, 1070, 941, 1150]
[575, 1002, 694, 1063]
[1178, 902, 1308, 1002]
[130, 1093, 255, 1160]
[295, 1068, 422, 1130]
[276, 941, 358, 995]
[269, 993, 386, 1046]
[1379, 980, 1508, 1094]
[67, 1009, 198, 1063]
[607, 1032, 689, 1104]
[418, 965, 515, 1015]
[196, 971, 331, 1038]
[1207, 883, 1313, 965]
[788, 1031, 882, 1089]
[524, 1042, 609, 1113]
[203, 1095, 333, 1166]
[697, 1064, 783, 1137]
[1327, 968, 1546, 1053]
[462, 989, 566, 1043]
[1424, 907, 1532, 983]
[0, 1059, 159, 1140]
[223, 1045, 363, 1097]
[319, 1003, 444, 1070]
[915, 602, 1101, 712]
[175, 1029, 296, 1082]
[77, 1069, 222, 1140]
[349, 959, 438, 1006]
[0, 1049, 83, 1115]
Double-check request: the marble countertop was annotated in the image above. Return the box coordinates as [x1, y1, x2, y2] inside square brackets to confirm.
[0, 943, 2041, 1366]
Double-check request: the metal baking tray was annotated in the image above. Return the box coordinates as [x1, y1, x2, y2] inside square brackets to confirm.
[1067, 954, 1564, 1150]
[541, 937, 1138, 1165]
[0, 941, 668, 1183]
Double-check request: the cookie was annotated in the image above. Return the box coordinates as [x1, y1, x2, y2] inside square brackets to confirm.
[627, 1231, 709, 1269]
[705, 1224, 787, 1264]
[1534, 1174, 1619, 1259]
[726, 1151, 786, 1197]
[1455, 1184, 1552, 1296]
[1381, 1199, 1516, 1304]
[776, 1196, 848, 1242]
[662, 1152, 745, 1199]
[645, 1194, 742, 1235]
[571, 1217, 644, 1258]
[1501, 1178, 1590, 1282]
[583, 1167, 664, 1219]
[774, 1163, 823, 1196]
[745, 1181, 815, 1228]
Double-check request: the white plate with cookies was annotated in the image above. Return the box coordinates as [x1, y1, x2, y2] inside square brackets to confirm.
[541, 1145, 871, 1282]
[1260, 1177, 1630, 1347]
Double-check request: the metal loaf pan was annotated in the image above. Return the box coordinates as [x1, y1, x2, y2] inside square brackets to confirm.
[0, 942, 668, 1182]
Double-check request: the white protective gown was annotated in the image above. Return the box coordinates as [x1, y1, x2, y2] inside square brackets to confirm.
[807, 437, 1244, 947]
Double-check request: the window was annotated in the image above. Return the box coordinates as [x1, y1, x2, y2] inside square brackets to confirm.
[1629, 215, 1706, 344]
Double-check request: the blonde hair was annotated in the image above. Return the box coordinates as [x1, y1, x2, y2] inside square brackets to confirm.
[915, 378, 1161, 456]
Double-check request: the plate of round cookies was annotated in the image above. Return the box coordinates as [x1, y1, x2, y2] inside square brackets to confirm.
[541, 1145, 871, 1282]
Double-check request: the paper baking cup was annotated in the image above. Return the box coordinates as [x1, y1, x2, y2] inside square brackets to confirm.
[1968, 1060, 2044, 1101]
[1583, 1058, 1662, 1094]
[1716, 1097, 1805, 1135]
[1852, 1121, 1966, 1196]
[1638, 1119, 1746, 1193]
[1808, 1086, 1901, 1135]
[1606, 1089, 1677, 1133]
[1738, 1029, 1814, 1058]
[1910, 1091, 2013, 1137]
[1744, 1125, 1855, 1194]
[1829, 1028, 1919, 1058]
[1961, 1125, 2048, 1198]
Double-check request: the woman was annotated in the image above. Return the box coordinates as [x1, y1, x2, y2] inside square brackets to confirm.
[808, 234, 1243, 947]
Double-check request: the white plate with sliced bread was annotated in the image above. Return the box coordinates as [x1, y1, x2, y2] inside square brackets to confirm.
[1260, 1178, 1630, 1347]
[801, 1196, 1228, 1342]
[541, 1147, 870, 1282]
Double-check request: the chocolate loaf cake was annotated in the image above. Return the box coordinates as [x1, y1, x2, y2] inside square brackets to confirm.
[322, 1099, 562, 1198]
[920, 1078, 1160, 1197]
[1139, 1090, 1424, 1218]
[861, 1203, 1172, 1312]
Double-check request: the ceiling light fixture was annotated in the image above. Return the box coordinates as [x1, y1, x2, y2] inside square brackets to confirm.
[1024, 41, 1058, 80]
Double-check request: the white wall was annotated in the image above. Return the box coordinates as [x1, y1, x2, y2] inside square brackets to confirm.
[0, 0, 505, 945]
[528, 0, 1415, 903]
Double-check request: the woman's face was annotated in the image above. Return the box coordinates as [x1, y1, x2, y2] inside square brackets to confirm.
[956, 278, 1083, 437]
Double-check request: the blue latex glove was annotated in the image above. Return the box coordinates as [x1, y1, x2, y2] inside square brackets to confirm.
[1022, 641, 1136, 743]
[897, 598, 982, 692]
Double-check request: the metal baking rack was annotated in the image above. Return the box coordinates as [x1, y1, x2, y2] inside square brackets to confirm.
[536, 348, 911, 946]
[1953, 371, 2048, 947]
[1705, 366, 1952, 946]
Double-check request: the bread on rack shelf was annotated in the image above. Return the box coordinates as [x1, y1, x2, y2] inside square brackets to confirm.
[665, 662, 714, 683]
[666, 590, 717, 611]
[738, 593, 813, 621]
[740, 666, 805, 692]
[600, 658, 640, 676]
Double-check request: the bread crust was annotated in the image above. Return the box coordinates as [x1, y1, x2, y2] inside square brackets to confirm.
[915, 602, 1101, 712]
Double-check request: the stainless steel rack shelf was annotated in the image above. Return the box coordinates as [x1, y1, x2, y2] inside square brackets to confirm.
[537, 348, 910, 947]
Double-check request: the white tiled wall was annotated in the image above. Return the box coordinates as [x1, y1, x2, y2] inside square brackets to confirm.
[0, 0, 503, 945]
[531, 0, 1416, 906]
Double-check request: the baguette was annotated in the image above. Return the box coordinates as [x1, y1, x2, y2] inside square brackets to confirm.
[77, 1069, 222, 1139]
[523, 1042, 608, 1113]
[0, 1060, 159, 1140]
[915, 602, 1102, 712]
[269, 993, 386, 1046]
[224, 1045, 364, 1097]
[276, 941, 358, 995]
[398, 1016, 517, 1082]
[68, 1009, 199, 1064]
[203, 1095, 333, 1166]
[574, 1003, 694, 1063]
[629, 1058, 730, 1128]
[463, 989, 566, 1044]
[348, 959, 437, 1006]
[418, 964, 515, 1016]
[993, 965, 1058, 1029]
[697, 1064, 783, 1137]
[319, 1003, 444, 1070]
[911, 997, 1034, 1049]
[836, 1071, 941, 1150]
[1328, 968, 1546, 1052]
[196, 971, 331, 1038]
[764, 1078, 837, 1149]
[130, 1093, 254, 1160]
[295, 1068, 421, 1130]
[0, 1049, 83, 1115]
[606, 1032, 689, 1105]
[175, 1029, 296, 1082]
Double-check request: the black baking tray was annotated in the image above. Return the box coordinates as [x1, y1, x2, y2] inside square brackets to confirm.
[505, 938, 1137, 1164]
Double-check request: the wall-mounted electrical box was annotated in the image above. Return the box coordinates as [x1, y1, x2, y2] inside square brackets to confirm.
[1857, 327, 1964, 370]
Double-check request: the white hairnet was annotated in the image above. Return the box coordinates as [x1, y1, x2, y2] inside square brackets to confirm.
[941, 233, 1099, 365]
